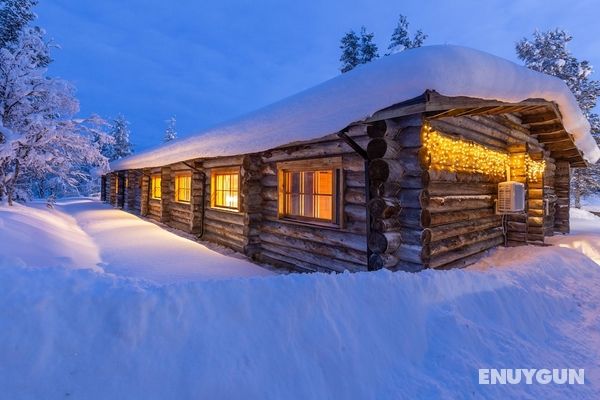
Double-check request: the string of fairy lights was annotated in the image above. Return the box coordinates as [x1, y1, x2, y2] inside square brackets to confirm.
[421, 124, 546, 183]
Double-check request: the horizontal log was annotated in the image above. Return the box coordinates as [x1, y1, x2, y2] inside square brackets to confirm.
[367, 138, 403, 160]
[367, 121, 387, 138]
[429, 227, 504, 257]
[398, 208, 426, 229]
[260, 242, 365, 273]
[368, 197, 400, 219]
[388, 260, 424, 273]
[394, 126, 423, 147]
[425, 208, 496, 227]
[260, 232, 366, 265]
[259, 249, 320, 272]
[428, 234, 504, 269]
[368, 253, 398, 270]
[204, 208, 245, 226]
[427, 195, 494, 212]
[261, 220, 367, 252]
[428, 182, 498, 196]
[399, 189, 429, 209]
[344, 188, 366, 205]
[369, 158, 405, 183]
[345, 204, 367, 223]
[392, 244, 427, 265]
[345, 171, 366, 188]
[368, 231, 403, 254]
[423, 215, 501, 243]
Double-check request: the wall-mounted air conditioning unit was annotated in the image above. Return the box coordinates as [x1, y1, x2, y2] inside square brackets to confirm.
[496, 181, 525, 214]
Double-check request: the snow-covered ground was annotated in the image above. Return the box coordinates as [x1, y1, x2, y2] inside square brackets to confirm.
[0, 198, 272, 282]
[0, 199, 599, 399]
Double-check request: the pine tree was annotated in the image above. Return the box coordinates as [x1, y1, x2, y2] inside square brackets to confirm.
[386, 14, 427, 55]
[339, 27, 379, 73]
[164, 116, 177, 142]
[107, 115, 133, 161]
[516, 29, 600, 208]
[359, 26, 378, 64]
[339, 30, 360, 73]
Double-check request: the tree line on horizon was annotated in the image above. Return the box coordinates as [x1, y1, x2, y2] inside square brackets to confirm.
[338, 14, 600, 205]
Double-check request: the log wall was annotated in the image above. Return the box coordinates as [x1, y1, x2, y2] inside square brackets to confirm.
[367, 115, 428, 272]
[258, 126, 369, 272]
[554, 160, 570, 233]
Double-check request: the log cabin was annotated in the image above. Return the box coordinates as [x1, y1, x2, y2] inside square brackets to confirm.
[102, 45, 600, 273]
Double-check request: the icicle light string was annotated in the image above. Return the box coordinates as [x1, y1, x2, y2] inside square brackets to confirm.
[422, 124, 545, 182]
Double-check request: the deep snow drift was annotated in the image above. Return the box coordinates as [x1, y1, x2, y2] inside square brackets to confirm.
[0, 200, 599, 399]
[0, 199, 271, 282]
[111, 45, 600, 171]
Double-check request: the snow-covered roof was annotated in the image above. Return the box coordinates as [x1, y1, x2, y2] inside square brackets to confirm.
[110, 45, 600, 171]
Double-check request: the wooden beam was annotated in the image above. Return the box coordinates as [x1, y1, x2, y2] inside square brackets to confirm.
[521, 112, 559, 124]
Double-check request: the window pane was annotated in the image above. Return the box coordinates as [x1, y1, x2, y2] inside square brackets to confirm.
[316, 171, 333, 195]
[280, 168, 336, 222]
[213, 171, 239, 209]
[316, 195, 332, 220]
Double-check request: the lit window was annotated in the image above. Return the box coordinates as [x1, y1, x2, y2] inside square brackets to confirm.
[278, 158, 341, 224]
[151, 175, 162, 199]
[115, 176, 119, 194]
[175, 173, 191, 203]
[211, 168, 240, 210]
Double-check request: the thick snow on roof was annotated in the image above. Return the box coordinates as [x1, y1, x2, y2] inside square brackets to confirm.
[111, 45, 600, 171]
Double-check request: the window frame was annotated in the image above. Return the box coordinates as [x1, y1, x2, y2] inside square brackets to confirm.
[174, 172, 192, 203]
[210, 167, 241, 212]
[150, 174, 162, 200]
[277, 157, 343, 228]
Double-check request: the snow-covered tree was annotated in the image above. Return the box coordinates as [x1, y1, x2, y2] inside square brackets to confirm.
[516, 29, 600, 207]
[359, 26, 378, 64]
[0, 29, 108, 204]
[339, 30, 360, 73]
[0, 0, 37, 49]
[104, 115, 133, 161]
[386, 14, 427, 55]
[339, 27, 378, 73]
[164, 116, 177, 142]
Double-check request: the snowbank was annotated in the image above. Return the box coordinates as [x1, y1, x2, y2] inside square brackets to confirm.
[0, 200, 102, 271]
[0, 247, 599, 399]
[111, 45, 600, 171]
[0, 199, 271, 282]
[546, 208, 600, 265]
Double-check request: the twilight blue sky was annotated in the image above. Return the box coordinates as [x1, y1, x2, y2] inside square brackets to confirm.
[36, 0, 600, 151]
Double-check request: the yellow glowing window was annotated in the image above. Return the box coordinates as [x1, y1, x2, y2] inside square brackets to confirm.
[279, 169, 337, 223]
[175, 173, 191, 203]
[211, 168, 240, 210]
[151, 175, 162, 199]
[115, 176, 119, 194]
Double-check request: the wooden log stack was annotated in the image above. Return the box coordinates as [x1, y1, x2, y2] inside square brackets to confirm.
[367, 115, 429, 272]
[554, 160, 570, 233]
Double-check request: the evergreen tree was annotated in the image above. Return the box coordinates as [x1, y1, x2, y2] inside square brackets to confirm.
[386, 14, 427, 55]
[516, 29, 600, 207]
[359, 26, 378, 64]
[106, 115, 133, 161]
[339, 30, 360, 73]
[164, 116, 177, 142]
[339, 27, 379, 73]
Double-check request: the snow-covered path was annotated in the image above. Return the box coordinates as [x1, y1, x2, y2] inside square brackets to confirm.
[0, 198, 272, 282]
